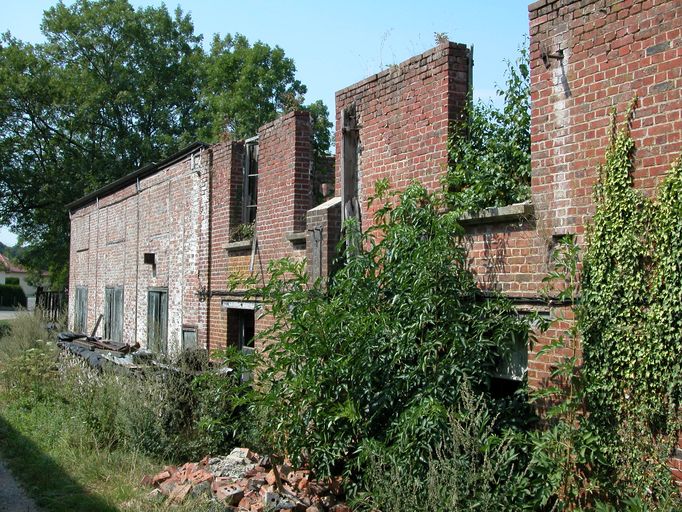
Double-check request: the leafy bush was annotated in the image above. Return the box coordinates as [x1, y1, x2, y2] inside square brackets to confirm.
[445, 44, 530, 212]
[360, 382, 534, 511]
[247, 183, 529, 483]
[4, 277, 19, 286]
[0, 284, 27, 308]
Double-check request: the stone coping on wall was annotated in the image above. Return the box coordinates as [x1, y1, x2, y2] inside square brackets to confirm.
[285, 232, 306, 244]
[458, 202, 534, 226]
[223, 239, 253, 252]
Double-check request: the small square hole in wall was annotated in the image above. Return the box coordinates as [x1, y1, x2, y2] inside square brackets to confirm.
[547, 233, 575, 263]
[144, 253, 157, 277]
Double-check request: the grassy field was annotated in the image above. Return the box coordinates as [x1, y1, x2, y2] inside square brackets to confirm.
[0, 312, 215, 511]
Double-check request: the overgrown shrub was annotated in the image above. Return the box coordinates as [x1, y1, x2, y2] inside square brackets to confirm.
[360, 382, 534, 511]
[246, 183, 529, 484]
[0, 284, 27, 308]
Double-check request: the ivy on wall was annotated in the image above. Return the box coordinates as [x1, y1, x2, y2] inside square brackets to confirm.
[579, 103, 681, 493]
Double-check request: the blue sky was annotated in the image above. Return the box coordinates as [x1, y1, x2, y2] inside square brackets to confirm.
[0, 0, 530, 246]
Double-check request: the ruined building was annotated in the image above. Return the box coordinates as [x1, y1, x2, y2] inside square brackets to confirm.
[68, 0, 680, 393]
[66, 41, 471, 357]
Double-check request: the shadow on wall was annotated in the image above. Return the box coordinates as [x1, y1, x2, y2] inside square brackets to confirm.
[464, 219, 537, 292]
[0, 415, 116, 512]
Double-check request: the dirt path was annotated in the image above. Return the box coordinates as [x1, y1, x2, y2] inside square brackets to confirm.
[0, 458, 41, 512]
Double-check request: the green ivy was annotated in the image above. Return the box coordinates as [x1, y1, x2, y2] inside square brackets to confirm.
[579, 103, 681, 504]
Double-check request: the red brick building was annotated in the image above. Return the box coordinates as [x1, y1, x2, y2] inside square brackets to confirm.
[68, 0, 681, 382]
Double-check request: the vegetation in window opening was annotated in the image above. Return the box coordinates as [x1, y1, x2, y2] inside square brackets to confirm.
[444, 42, 531, 213]
[229, 221, 255, 243]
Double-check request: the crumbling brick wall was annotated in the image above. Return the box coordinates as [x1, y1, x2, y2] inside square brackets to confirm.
[335, 42, 471, 230]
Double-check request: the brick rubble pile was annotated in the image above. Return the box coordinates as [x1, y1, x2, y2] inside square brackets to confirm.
[142, 447, 351, 511]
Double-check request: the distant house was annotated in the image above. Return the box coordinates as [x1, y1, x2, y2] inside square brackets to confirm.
[0, 253, 38, 301]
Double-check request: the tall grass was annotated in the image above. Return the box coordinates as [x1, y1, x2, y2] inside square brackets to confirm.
[0, 311, 249, 511]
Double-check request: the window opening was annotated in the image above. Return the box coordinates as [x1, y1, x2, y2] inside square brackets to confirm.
[104, 286, 123, 342]
[147, 288, 168, 354]
[242, 139, 259, 225]
[226, 305, 255, 355]
[341, 103, 360, 224]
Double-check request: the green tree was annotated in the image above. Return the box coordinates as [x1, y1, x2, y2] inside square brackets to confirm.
[0, 0, 330, 285]
[199, 33, 307, 140]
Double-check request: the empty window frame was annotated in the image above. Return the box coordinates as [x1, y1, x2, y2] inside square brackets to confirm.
[74, 286, 88, 333]
[341, 103, 360, 224]
[103, 286, 123, 342]
[225, 308, 255, 355]
[147, 288, 168, 354]
[242, 139, 259, 225]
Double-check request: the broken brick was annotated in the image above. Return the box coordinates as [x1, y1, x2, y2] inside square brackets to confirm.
[151, 470, 171, 485]
[167, 483, 192, 504]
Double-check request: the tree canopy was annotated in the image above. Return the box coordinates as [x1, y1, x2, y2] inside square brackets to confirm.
[0, 0, 329, 286]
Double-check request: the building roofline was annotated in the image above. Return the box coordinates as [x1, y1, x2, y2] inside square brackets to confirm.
[66, 141, 210, 211]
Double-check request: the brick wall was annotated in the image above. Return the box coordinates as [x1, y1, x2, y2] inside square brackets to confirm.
[68, 146, 211, 353]
[459, 0, 681, 389]
[211, 112, 313, 351]
[335, 42, 471, 230]
[528, 0, 682, 476]
[530, 0, 681, 236]
[206, 141, 243, 352]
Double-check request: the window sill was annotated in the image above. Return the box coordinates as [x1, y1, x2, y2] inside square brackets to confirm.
[285, 231, 306, 245]
[224, 239, 253, 252]
[458, 202, 534, 226]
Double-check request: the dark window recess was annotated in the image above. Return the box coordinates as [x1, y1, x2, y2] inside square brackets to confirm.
[74, 286, 88, 333]
[242, 140, 259, 225]
[182, 326, 198, 350]
[104, 286, 123, 342]
[147, 289, 168, 354]
[228, 309, 255, 354]
[342, 103, 360, 224]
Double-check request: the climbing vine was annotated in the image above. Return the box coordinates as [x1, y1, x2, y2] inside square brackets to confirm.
[579, 103, 681, 501]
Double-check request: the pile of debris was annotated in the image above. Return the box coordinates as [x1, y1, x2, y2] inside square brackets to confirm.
[143, 447, 351, 511]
